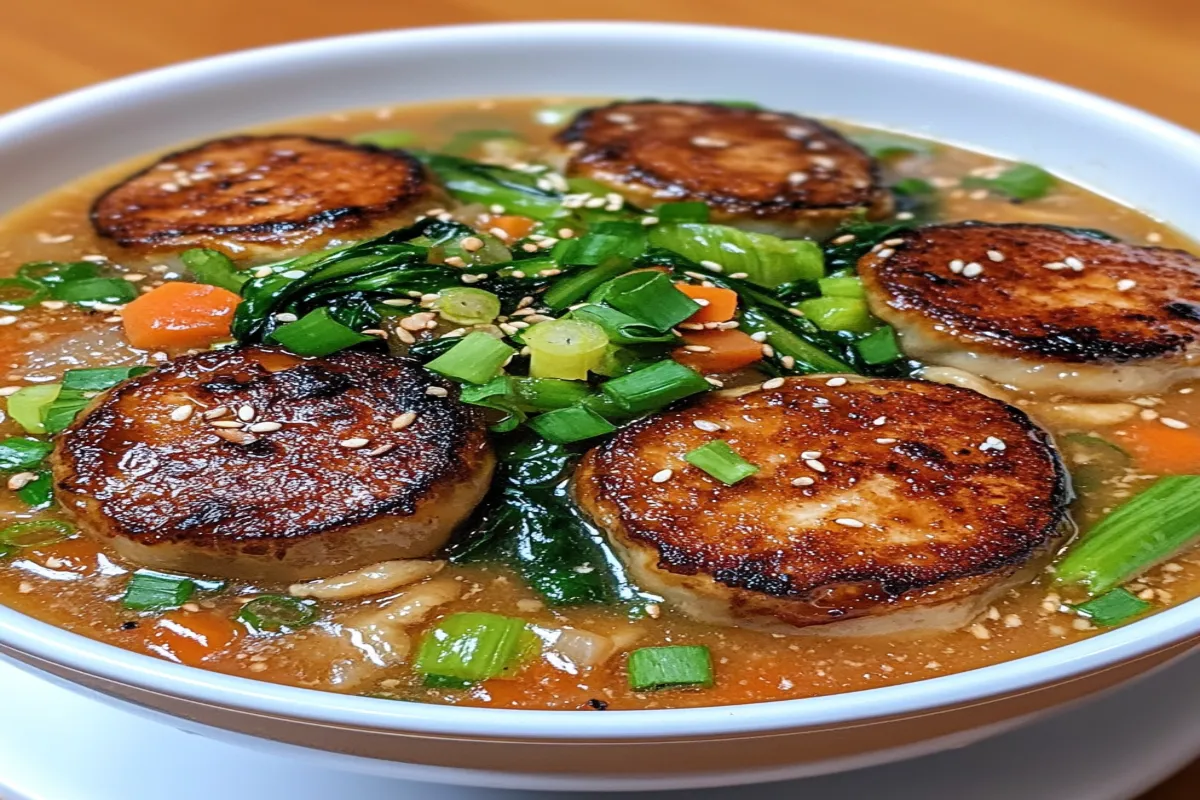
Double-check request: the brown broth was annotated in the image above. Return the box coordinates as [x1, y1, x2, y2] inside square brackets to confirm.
[1, 98, 1199, 711]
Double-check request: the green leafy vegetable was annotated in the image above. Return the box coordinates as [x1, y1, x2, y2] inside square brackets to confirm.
[0, 438, 53, 472]
[0, 519, 73, 548]
[648, 223, 823, 288]
[426, 331, 515, 384]
[122, 570, 195, 612]
[237, 595, 318, 632]
[851, 131, 934, 158]
[527, 405, 615, 444]
[684, 440, 759, 485]
[596, 271, 700, 332]
[42, 366, 154, 435]
[1073, 588, 1152, 627]
[181, 249, 248, 293]
[962, 163, 1056, 202]
[17, 471, 53, 509]
[416, 151, 562, 218]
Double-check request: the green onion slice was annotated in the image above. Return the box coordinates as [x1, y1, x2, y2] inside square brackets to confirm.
[434, 287, 502, 325]
[458, 377, 526, 432]
[0, 277, 49, 307]
[566, 304, 677, 346]
[510, 377, 592, 411]
[523, 319, 608, 381]
[268, 308, 376, 357]
[627, 645, 714, 691]
[122, 570, 196, 611]
[797, 296, 876, 334]
[423, 673, 475, 690]
[855, 325, 903, 365]
[684, 440, 760, 485]
[1073, 588, 1153, 627]
[0, 519, 74, 548]
[817, 275, 866, 299]
[527, 405, 616, 444]
[654, 202, 710, 224]
[596, 272, 700, 332]
[181, 249, 249, 293]
[543, 256, 637, 310]
[237, 595, 318, 632]
[414, 612, 536, 682]
[426, 331, 515, 384]
[600, 360, 710, 413]
[850, 131, 935, 159]
[1055, 475, 1200, 594]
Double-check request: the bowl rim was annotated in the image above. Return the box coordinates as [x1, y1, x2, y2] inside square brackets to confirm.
[2, 20, 1200, 742]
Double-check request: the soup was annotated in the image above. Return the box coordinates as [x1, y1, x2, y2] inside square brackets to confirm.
[1, 97, 1198, 711]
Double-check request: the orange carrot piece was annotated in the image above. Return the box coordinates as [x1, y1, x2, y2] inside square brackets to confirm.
[142, 610, 242, 667]
[25, 537, 102, 576]
[672, 329, 763, 373]
[489, 215, 537, 241]
[675, 283, 738, 323]
[1116, 421, 1200, 475]
[122, 282, 241, 350]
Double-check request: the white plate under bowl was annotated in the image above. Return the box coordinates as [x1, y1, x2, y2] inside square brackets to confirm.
[4, 649, 1198, 800]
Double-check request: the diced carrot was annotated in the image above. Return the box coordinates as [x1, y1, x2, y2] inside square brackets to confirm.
[671, 329, 763, 374]
[488, 215, 537, 241]
[675, 283, 738, 323]
[140, 610, 242, 667]
[122, 282, 241, 350]
[1115, 421, 1200, 475]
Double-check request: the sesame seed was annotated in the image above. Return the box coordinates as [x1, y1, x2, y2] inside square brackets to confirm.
[876, 248, 894, 259]
[460, 236, 484, 252]
[805, 459, 827, 473]
[651, 468, 674, 483]
[1161, 417, 1190, 429]
[444, 256, 467, 268]
[749, 331, 769, 342]
[728, 272, 750, 280]
[248, 421, 282, 433]
[969, 623, 991, 640]
[791, 477, 815, 487]
[825, 377, 848, 387]
[788, 171, 809, 184]
[391, 411, 418, 431]
[1140, 408, 1160, 421]
[1116, 279, 1137, 292]
[280, 270, 306, 279]
[693, 420, 722, 432]
[761, 344, 775, 358]
[557, 228, 576, 239]
[253, 267, 274, 278]
[40, 300, 66, 310]
[873, 416, 887, 426]
[949, 259, 964, 274]
[761, 377, 785, 390]
[834, 517, 864, 528]
[875, 437, 897, 444]
[1147, 232, 1163, 243]
[208, 420, 244, 429]
[684, 345, 712, 353]
[339, 437, 370, 449]
[832, 234, 856, 245]
[986, 250, 1005, 262]
[883, 238, 905, 247]
[699, 260, 723, 272]
[169, 405, 194, 422]
[202, 406, 229, 420]
[641, 216, 660, 226]
[691, 136, 729, 148]
[274, 312, 298, 323]
[0, 386, 20, 397]
[1043, 262, 1066, 271]
[693, 298, 711, 307]
[236, 405, 256, 422]
[780, 355, 796, 369]
[800, 450, 822, 460]
[426, 386, 449, 397]
[0, 316, 17, 326]
[7, 472, 37, 491]
[704, 377, 725, 387]
[980, 436, 1007, 452]
[1064, 256, 1084, 270]
[961, 262, 983, 278]
[122, 273, 147, 282]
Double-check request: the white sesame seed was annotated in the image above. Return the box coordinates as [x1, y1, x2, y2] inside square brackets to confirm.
[426, 386, 449, 397]
[749, 331, 769, 343]
[986, 250, 1005, 262]
[780, 355, 796, 369]
[825, 377, 848, 387]
[253, 267, 274, 279]
[1161, 417, 1190, 429]
[339, 438, 370, 449]
[208, 420, 244, 429]
[391, 411, 418, 431]
[1140, 408, 1160, 421]
[834, 517, 864, 528]
[460, 236, 485, 252]
[805, 459, 827, 473]
[800, 450, 822, 460]
[1064, 256, 1084, 270]
[693, 420, 721, 432]
[274, 312, 298, 323]
[364, 443, 396, 457]
[873, 416, 887, 426]
[1147, 232, 1163, 243]
[651, 468, 674, 483]
[169, 405, 194, 422]
[875, 437, 897, 444]
[1043, 262, 1066, 271]
[761, 344, 775, 358]
[7, 472, 37, 491]
[0, 386, 21, 397]
[876, 248, 894, 259]
[728, 272, 750, 280]
[280, 270, 306, 279]
[202, 406, 229, 420]
[761, 377, 785, 390]
[832, 234, 856, 245]
[980, 436, 1007, 452]
[683, 344, 712, 353]
[246, 421, 281, 433]
[791, 477, 815, 487]
[1116, 279, 1137, 292]
[788, 171, 809, 184]
[237, 405, 256, 422]
[883, 238, 905, 247]
[961, 262, 984, 278]
[699, 260, 723, 272]
[40, 300, 66, 310]
[691, 136, 729, 148]
[704, 377, 725, 387]
[444, 256, 467, 268]
[0, 316, 17, 326]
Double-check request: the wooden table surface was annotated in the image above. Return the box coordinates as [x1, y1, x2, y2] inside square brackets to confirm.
[2, 1, 1198, 796]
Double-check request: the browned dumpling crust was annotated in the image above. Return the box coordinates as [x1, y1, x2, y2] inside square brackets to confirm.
[556, 101, 892, 237]
[575, 376, 1069, 635]
[90, 134, 431, 253]
[51, 347, 493, 581]
[859, 223, 1200, 396]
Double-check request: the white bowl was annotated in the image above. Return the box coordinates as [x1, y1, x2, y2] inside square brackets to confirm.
[2, 21, 1200, 793]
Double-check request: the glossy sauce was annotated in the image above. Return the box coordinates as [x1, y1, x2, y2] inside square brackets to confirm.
[1, 98, 1198, 710]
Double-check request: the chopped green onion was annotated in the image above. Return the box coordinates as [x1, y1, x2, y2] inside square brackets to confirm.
[414, 612, 535, 682]
[567, 304, 677, 345]
[648, 224, 824, 288]
[442, 128, 522, 156]
[543, 256, 636, 310]
[1062, 433, 1131, 497]
[1055, 476, 1200, 594]
[654, 202, 710, 224]
[510, 377, 592, 410]
[268, 307, 375, 357]
[6, 385, 61, 434]
[1072, 588, 1153, 627]
[556, 232, 645, 267]
[426, 331, 515, 384]
[817, 276, 865, 298]
[522, 319, 608, 381]
[0, 277, 48, 307]
[601, 360, 709, 413]
[50, 277, 138, 306]
[417, 152, 562, 218]
[237, 595, 318, 632]
[458, 377, 526, 432]
[122, 570, 196, 611]
[850, 131, 934, 158]
[180, 249, 249, 293]
[892, 177, 936, 196]
[738, 308, 855, 374]
[423, 674, 475, 690]
[961, 163, 1055, 202]
[527, 405, 616, 444]
[0, 519, 74, 548]
[855, 325, 902, 365]
[351, 129, 420, 149]
[598, 272, 700, 332]
[0, 438, 53, 471]
[627, 645, 714, 691]
[433, 287, 501, 325]
[798, 297, 876, 333]
[17, 471, 53, 509]
[684, 440, 759, 484]
[0, 543, 14, 559]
